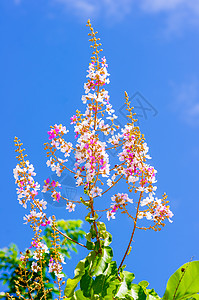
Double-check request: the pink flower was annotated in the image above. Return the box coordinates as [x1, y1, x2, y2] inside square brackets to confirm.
[48, 130, 56, 140]
[111, 205, 117, 213]
[46, 178, 50, 184]
[70, 115, 77, 124]
[41, 218, 52, 227]
[20, 255, 25, 261]
[51, 180, 56, 188]
[56, 192, 60, 201]
[30, 241, 39, 248]
[66, 202, 76, 212]
[52, 191, 61, 202]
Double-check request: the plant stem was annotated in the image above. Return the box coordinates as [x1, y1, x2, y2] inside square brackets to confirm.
[53, 226, 87, 249]
[33, 200, 86, 249]
[90, 197, 101, 253]
[118, 192, 143, 271]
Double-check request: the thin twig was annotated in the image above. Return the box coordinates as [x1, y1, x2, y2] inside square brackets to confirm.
[118, 191, 143, 271]
[53, 226, 87, 249]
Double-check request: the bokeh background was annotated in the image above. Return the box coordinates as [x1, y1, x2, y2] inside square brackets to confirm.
[1, 0, 199, 296]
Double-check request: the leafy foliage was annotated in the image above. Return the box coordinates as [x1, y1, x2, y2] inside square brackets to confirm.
[64, 221, 160, 300]
[0, 220, 85, 299]
[163, 261, 199, 300]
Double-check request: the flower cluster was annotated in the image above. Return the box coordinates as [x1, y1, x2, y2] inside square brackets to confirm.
[114, 124, 156, 193]
[48, 255, 65, 279]
[13, 159, 40, 209]
[42, 177, 77, 212]
[14, 138, 67, 288]
[31, 241, 49, 260]
[81, 56, 118, 136]
[74, 133, 110, 187]
[14, 138, 49, 232]
[45, 125, 73, 177]
[107, 193, 133, 221]
[83, 61, 109, 95]
[153, 198, 173, 223]
[47, 124, 67, 140]
[42, 178, 61, 201]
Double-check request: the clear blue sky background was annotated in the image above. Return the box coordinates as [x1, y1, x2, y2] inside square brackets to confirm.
[1, 0, 199, 296]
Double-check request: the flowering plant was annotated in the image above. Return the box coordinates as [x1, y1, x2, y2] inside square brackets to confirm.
[9, 20, 199, 300]
[0, 220, 84, 299]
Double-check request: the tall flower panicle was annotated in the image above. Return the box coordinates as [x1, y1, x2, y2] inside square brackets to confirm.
[13, 157, 40, 209]
[42, 20, 172, 232]
[13, 137, 68, 297]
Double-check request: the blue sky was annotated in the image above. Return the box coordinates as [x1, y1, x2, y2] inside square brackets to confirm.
[1, 0, 199, 296]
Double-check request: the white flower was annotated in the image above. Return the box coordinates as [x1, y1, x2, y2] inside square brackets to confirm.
[46, 158, 52, 167]
[107, 179, 112, 187]
[137, 212, 144, 219]
[76, 177, 83, 186]
[140, 196, 154, 207]
[90, 187, 103, 197]
[40, 243, 49, 254]
[35, 199, 47, 210]
[31, 262, 39, 273]
[136, 186, 145, 192]
[60, 254, 66, 264]
[145, 212, 152, 220]
[33, 251, 42, 261]
[106, 78, 110, 84]
[55, 272, 64, 279]
[66, 202, 76, 212]
[107, 211, 116, 221]
[128, 176, 139, 184]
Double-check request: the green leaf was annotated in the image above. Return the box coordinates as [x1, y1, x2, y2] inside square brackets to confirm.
[85, 232, 92, 242]
[97, 222, 112, 246]
[93, 274, 108, 295]
[72, 289, 90, 299]
[86, 240, 95, 250]
[97, 222, 106, 230]
[138, 281, 160, 300]
[104, 279, 120, 299]
[163, 261, 199, 300]
[115, 271, 135, 298]
[116, 282, 146, 299]
[186, 295, 199, 300]
[92, 263, 120, 298]
[130, 284, 146, 300]
[80, 197, 91, 208]
[114, 270, 147, 300]
[146, 288, 161, 300]
[64, 259, 86, 297]
[123, 271, 135, 289]
[139, 280, 149, 288]
[90, 247, 113, 276]
[103, 247, 113, 263]
[85, 212, 99, 223]
[80, 271, 94, 298]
